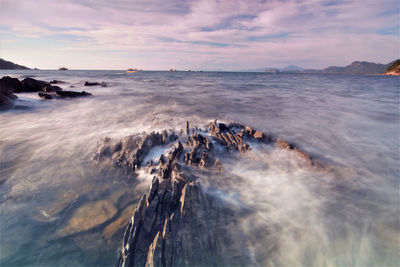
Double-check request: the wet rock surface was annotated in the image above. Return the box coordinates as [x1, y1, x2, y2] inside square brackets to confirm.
[93, 130, 178, 173]
[84, 81, 107, 87]
[0, 86, 18, 110]
[0, 76, 92, 108]
[38, 90, 91, 99]
[57, 200, 117, 237]
[109, 120, 328, 267]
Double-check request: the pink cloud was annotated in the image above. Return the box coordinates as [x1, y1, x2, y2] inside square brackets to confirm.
[0, 0, 398, 69]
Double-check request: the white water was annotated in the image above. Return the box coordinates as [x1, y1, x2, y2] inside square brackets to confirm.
[0, 70, 398, 266]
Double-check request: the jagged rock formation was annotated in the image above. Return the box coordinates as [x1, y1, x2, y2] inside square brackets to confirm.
[94, 131, 179, 173]
[105, 121, 327, 267]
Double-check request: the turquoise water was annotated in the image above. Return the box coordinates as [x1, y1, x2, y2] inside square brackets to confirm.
[0, 70, 399, 266]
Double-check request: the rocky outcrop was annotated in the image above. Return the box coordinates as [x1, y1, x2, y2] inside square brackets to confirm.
[0, 76, 92, 107]
[112, 120, 327, 267]
[0, 76, 64, 93]
[116, 133, 251, 267]
[84, 81, 107, 87]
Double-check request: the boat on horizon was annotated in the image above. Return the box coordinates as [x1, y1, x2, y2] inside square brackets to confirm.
[126, 68, 140, 73]
[58, 67, 68, 71]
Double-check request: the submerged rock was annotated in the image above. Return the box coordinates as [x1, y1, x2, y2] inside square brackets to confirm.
[34, 190, 79, 222]
[103, 204, 137, 242]
[57, 200, 117, 237]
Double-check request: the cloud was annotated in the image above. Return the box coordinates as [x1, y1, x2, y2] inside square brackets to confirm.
[0, 0, 398, 69]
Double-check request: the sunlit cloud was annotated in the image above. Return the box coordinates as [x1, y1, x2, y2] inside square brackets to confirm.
[0, 0, 398, 70]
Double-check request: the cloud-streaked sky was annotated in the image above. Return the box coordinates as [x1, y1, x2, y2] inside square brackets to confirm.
[0, 0, 398, 70]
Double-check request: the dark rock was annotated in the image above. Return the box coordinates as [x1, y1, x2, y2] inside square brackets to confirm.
[0, 76, 23, 92]
[56, 90, 91, 97]
[111, 120, 332, 267]
[0, 59, 30, 70]
[38, 92, 54, 99]
[93, 131, 177, 174]
[39, 90, 91, 100]
[49, 80, 65, 84]
[84, 81, 107, 87]
[0, 86, 18, 110]
[185, 121, 190, 135]
[43, 85, 62, 92]
[21, 78, 49, 92]
[117, 156, 251, 267]
[218, 122, 229, 132]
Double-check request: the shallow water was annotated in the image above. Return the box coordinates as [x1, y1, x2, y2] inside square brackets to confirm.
[0, 70, 399, 266]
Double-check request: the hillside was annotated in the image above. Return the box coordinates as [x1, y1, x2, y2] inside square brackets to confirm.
[385, 59, 400, 75]
[0, 58, 30, 70]
[322, 61, 389, 74]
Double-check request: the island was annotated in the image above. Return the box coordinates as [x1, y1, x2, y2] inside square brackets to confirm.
[0, 58, 30, 70]
[385, 59, 400, 76]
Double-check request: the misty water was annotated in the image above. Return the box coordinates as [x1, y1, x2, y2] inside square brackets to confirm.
[0, 70, 399, 266]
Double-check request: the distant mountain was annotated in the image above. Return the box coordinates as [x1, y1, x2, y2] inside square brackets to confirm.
[239, 65, 302, 72]
[240, 60, 396, 74]
[321, 61, 389, 74]
[281, 65, 305, 72]
[0, 58, 30, 70]
[238, 67, 278, 72]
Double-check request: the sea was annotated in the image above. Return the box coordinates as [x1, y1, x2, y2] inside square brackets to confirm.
[0, 70, 399, 266]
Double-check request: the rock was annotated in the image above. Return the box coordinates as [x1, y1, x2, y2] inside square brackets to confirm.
[0, 86, 18, 110]
[43, 84, 62, 92]
[57, 200, 117, 237]
[21, 77, 49, 92]
[117, 166, 251, 267]
[253, 130, 263, 139]
[39, 90, 91, 99]
[49, 80, 65, 84]
[56, 90, 91, 97]
[38, 92, 54, 99]
[93, 131, 177, 173]
[103, 204, 137, 241]
[84, 81, 107, 87]
[275, 138, 292, 150]
[112, 119, 331, 267]
[185, 121, 190, 135]
[0, 76, 23, 92]
[1, 76, 63, 93]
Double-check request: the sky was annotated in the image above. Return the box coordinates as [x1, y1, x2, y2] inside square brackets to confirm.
[0, 0, 398, 70]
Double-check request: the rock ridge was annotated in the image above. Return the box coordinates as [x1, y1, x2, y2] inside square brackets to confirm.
[109, 120, 328, 267]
